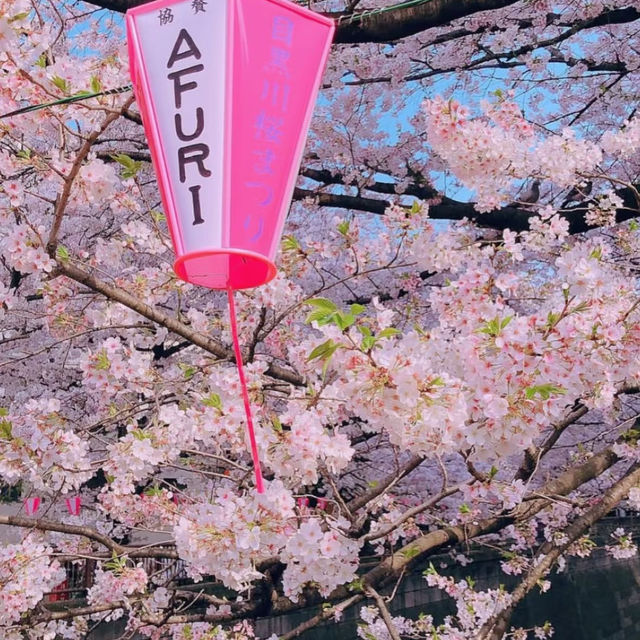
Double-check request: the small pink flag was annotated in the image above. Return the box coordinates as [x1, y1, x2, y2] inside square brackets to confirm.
[65, 496, 81, 516]
[24, 496, 40, 516]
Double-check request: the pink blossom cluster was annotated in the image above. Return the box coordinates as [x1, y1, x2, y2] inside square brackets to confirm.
[0, 397, 91, 491]
[0, 537, 65, 625]
[98, 488, 178, 529]
[174, 482, 296, 590]
[605, 527, 638, 560]
[422, 95, 632, 210]
[87, 564, 148, 620]
[3, 224, 55, 275]
[74, 158, 118, 205]
[79, 336, 154, 397]
[281, 517, 361, 599]
[424, 567, 513, 632]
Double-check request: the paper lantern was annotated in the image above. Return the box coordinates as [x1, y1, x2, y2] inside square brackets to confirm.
[126, 0, 334, 289]
[24, 496, 40, 516]
[127, 0, 334, 492]
[65, 496, 81, 516]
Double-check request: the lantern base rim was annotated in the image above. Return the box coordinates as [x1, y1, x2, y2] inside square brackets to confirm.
[174, 249, 277, 290]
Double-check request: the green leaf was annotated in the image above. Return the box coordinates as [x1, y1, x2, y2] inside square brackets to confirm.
[9, 11, 29, 22]
[350, 303, 366, 316]
[525, 384, 566, 401]
[95, 350, 110, 371]
[110, 153, 143, 179]
[400, 545, 420, 559]
[477, 315, 512, 337]
[337, 220, 350, 236]
[271, 415, 283, 433]
[0, 417, 12, 440]
[358, 326, 372, 337]
[621, 428, 640, 443]
[333, 312, 356, 331]
[16, 149, 31, 160]
[179, 363, 197, 380]
[90, 75, 102, 94]
[361, 336, 376, 352]
[104, 551, 127, 575]
[589, 246, 603, 260]
[56, 245, 69, 261]
[629, 220, 639, 231]
[411, 199, 421, 214]
[378, 327, 401, 339]
[150, 210, 166, 223]
[131, 428, 151, 441]
[305, 297, 338, 325]
[423, 562, 438, 577]
[489, 465, 499, 479]
[546, 311, 560, 328]
[35, 53, 47, 68]
[203, 393, 222, 411]
[500, 315, 513, 330]
[307, 339, 340, 363]
[51, 75, 70, 93]
[282, 235, 300, 251]
[347, 577, 364, 592]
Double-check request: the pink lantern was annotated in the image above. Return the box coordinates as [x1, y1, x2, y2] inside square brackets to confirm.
[65, 496, 81, 516]
[126, 0, 334, 289]
[127, 0, 334, 493]
[24, 496, 40, 516]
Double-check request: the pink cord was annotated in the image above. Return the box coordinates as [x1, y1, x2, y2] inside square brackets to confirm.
[227, 287, 265, 493]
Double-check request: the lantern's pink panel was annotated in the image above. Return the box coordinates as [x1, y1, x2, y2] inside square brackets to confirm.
[228, 0, 334, 273]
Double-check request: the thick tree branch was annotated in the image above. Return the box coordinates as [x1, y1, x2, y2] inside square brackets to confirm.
[55, 259, 304, 386]
[480, 463, 640, 640]
[88, 0, 522, 43]
[0, 514, 178, 558]
[362, 444, 621, 588]
[85, 1, 639, 45]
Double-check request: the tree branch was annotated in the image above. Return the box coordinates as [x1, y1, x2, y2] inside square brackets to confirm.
[55, 259, 304, 387]
[0, 514, 178, 558]
[480, 462, 640, 640]
[362, 444, 621, 588]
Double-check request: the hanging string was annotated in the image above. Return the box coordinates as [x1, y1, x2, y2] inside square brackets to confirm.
[227, 288, 265, 494]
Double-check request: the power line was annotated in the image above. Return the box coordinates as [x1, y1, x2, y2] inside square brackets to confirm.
[0, 85, 132, 120]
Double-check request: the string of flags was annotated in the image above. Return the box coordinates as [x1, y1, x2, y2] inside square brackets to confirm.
[23, 496, 82, 516]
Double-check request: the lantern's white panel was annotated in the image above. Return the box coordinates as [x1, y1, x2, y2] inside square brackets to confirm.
[135, 0, 226, 251]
